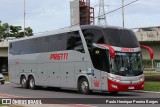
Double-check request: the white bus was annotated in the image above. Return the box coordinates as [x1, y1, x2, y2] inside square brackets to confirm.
[8, 25, 154, 94]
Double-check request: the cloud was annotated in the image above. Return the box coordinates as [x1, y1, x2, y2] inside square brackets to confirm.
[0, 0, 70, 33]
[0, 0, 160, 33]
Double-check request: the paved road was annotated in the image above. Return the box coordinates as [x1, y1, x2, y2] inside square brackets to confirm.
[0, 83, 160, 98]
[0, 83, 160, 107]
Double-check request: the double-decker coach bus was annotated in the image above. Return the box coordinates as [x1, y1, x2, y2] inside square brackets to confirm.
[8, 25, 154, 94]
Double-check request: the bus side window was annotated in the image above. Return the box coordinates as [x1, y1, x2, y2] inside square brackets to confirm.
[9, 43, 14, 55]
[9, 43, 12, 49]
[67, 31, 85, 53]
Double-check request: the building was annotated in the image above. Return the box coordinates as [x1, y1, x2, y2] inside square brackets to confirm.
[70, 0, 94, 26]
[134, 26, 160, 69]
[0, 41, 8, 72]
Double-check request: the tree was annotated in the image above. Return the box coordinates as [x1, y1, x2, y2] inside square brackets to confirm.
[0, 21, 33, 40]
[0, 23, 10, 39]
[24, 27, 33, 37]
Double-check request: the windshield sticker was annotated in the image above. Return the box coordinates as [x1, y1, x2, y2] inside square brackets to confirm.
[121, 48, 134, 52]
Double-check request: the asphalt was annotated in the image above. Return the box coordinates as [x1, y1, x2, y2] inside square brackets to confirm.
[0, 83, 160, 107]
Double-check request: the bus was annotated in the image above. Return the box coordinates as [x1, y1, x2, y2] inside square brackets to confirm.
[8, 25, 154, 94]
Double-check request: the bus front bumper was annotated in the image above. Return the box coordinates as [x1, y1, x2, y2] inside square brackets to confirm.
[108, 79, 144, 92]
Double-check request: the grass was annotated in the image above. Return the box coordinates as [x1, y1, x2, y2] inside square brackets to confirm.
[0, 104, 7, 106]
[0, 105, 23, 107]
[0, 101, 7, 106]
[144, 71, 160, 76]
[0, 102, 23, 107]
[144, 82, 160, 92]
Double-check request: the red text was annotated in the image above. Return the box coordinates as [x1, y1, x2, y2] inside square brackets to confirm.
[50, 53, 68, 60]
[121, 48, 134, 52]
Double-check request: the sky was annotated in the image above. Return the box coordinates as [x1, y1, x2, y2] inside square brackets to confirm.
[0, 0, 160, 33]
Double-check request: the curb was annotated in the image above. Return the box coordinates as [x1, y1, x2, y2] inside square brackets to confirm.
[5, 82, 10, 84]
[133, 90, 160, 94]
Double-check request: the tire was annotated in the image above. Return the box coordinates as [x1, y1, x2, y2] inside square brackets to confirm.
[1, 81, 4, 84]
[21, 76, 28, 89]
[78, 78, 90, 95]
[28, 76, 36, 89]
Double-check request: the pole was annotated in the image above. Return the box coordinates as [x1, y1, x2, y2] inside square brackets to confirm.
[24, 0, 26, 37]
[122, 0, 124, 28]
[152, 59, 154, 69]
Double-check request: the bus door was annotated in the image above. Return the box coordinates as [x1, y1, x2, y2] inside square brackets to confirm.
[101, 69, 108, 91]
[90, 48, 104, 90]
[100, 50, 110, 91]
[90, 48, 110, 90]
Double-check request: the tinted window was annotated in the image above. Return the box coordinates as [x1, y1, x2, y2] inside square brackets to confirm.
[104, 29, 139, 48]
[90, 47, 110, 72]
[67, 31, 84, 53]
[9, 31, 84, 55]
[53, 33, 67, 51]
[42, 37, 49, 52]
[82, 29, 105, 49]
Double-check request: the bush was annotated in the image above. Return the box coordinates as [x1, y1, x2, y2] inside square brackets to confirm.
[145, 75, 160, 81]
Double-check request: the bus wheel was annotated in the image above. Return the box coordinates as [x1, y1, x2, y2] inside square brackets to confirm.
[28, 76, 35, 89]
[1, 81, 4, 84]
[79, 78, 90, 95]
[21, 76, 28, 89]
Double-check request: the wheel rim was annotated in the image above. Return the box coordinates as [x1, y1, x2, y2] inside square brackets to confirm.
[30, 78, 34, 88]
[22, 78, 26, 87]
[81, 81, 88, 92]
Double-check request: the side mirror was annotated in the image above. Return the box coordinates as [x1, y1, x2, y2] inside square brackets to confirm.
[93, 44, 115, 59]
[140, 45, 154, 59]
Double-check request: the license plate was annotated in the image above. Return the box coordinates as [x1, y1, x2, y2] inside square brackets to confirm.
[128, 86, 134, 89]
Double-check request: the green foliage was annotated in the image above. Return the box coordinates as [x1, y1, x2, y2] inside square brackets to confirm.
[144, 72, 160, 76]
[144, 82, 160, 92]
[145, 75, 160, 81]
[0, 21, 33, 40]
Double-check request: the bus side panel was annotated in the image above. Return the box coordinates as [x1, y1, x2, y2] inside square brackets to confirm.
[36, 63, 48, 86]
[60, 62, 76, 88]
[9, 64, 20, 84]
[47, 63, 60, 87]
[74, 62, 87, 88]
[74, 62, 87, 76]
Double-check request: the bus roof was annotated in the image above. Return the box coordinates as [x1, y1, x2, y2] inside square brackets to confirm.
[80, 25, 130, 30]
[9, 25, 130, 43]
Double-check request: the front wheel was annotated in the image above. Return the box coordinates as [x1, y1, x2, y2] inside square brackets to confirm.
[78, 78, 90, 95]
[28, 76, 36, 89]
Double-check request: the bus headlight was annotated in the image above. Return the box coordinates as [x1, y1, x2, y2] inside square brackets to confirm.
[139, 75, 144, 82]
[111, 84, 118, 89]
[140, 78, 144, 82]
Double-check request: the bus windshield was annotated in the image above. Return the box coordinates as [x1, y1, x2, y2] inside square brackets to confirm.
[104, 28, 139, 48]
[110, 52, 143, 76]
